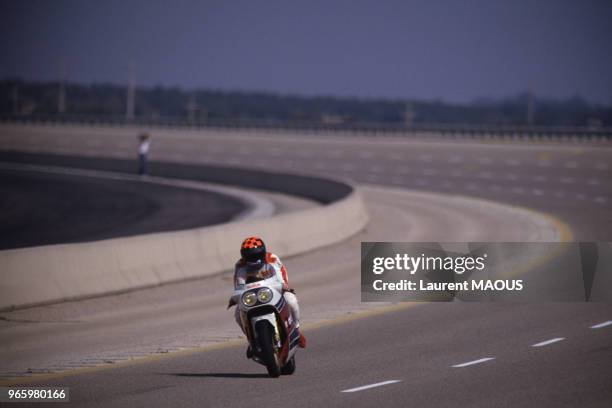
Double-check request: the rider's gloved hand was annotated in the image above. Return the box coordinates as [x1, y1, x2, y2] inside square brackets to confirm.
[227, 298, 237, 309]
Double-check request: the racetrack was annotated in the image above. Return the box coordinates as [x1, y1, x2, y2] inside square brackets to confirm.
[0, 124, 611, 406]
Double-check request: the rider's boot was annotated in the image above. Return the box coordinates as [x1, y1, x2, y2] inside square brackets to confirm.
[298, 330, 307, 348]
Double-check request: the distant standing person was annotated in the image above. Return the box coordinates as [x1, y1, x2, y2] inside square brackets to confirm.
[138, 133, 151, 175]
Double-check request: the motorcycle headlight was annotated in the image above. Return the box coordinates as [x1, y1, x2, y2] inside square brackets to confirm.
[257, 288, 273, 304]
[242, 291, 257, 307]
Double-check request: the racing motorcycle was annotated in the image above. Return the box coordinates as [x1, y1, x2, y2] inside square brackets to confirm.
[232, 276, 299, 377]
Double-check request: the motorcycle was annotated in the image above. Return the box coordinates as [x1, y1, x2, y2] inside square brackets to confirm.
[231, 275, 300, 377]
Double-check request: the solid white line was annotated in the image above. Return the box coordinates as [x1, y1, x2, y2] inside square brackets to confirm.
[452, 357, 495, 368]
[590, 321, 612, 329]
[341, 380, 402, 393]
[532, 337, 565, 347]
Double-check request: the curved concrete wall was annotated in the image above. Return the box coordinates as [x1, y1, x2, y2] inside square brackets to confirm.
[0, 163, 369, 311]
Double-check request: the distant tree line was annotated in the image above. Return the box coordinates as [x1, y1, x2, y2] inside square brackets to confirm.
[1, 79, 610, 127]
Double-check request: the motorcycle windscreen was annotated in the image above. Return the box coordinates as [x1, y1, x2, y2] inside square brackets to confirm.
[244, 263, 277, 284]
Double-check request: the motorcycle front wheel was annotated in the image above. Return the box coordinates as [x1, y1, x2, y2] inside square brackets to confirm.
[255, 321, 281, 378]
[281, 356, 296, 375]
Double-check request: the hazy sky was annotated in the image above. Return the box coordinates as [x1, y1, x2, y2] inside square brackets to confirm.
[1, 0, 611, 104]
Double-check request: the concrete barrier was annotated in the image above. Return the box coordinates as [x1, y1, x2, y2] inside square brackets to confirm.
[1, 116, 611, 142]
[0, 172, 368, 311]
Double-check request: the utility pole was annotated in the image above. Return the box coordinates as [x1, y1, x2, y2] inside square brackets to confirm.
[186, 93, 198, 124]
[126, 62, 135, 121]
[404, 103, 414, 127]
[58, 60, 66, 114]
[12, 84, 19, 115]
[526, 83, 535, 126]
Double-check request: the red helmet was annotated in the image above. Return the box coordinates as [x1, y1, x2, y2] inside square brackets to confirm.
[240, 236, 266, 263]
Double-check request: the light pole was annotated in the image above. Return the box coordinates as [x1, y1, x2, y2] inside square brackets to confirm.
[58, 60, 66, 114]
[126, 62, 135, 121]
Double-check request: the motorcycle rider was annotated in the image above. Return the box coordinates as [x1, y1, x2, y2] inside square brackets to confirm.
[228, 236, 306, 356]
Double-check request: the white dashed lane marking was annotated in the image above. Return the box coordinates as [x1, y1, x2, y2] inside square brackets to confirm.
[564, 161, 578, 169]
[267, 147, 284, 156]
[340, 163, 356, 171]
[590, 321, 612, 329]
[532, 337, 565, 347]
[396, 165, 411, 174]
[341, 380, 402, 393]
[207, 145, 225, 153]
[505, 158, 520, 166]
[369, 164, 383, 173]
[452, 357, 495, 368]
[326, 150, 344, 159]
[297, 150, 314, 158]
[341, 319, 611, 392]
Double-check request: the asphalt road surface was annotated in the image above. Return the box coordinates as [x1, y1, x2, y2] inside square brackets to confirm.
[12, 303, 611, 408]
[0, 167, 245, 250]
[0, 125, 611, 407]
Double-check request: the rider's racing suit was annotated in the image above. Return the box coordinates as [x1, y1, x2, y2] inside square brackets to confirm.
[231, 252, 300, 334]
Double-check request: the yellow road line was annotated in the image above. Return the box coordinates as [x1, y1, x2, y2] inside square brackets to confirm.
[0, 302, 420, 386]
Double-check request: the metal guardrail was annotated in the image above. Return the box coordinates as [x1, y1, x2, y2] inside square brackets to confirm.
[1, 114, 610, 141]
